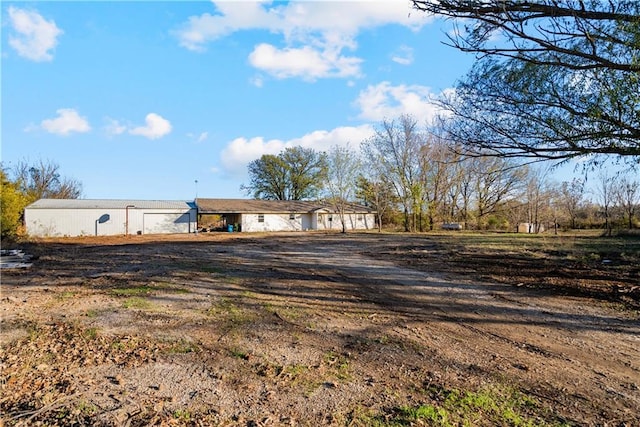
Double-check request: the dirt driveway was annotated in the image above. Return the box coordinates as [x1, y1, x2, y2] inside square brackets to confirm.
[1, 232, 639, 426]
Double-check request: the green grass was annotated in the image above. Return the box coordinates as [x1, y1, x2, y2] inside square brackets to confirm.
[206, 297, 252, 324]
[282, 364, 308, 378]
[229, 347, 249, 360]
[122, 297, 152, 309]
[83, 327, 99, 340]
[85, 309, 99, 318]
[446, 231, 639, 263]
[263, 301, 305, 322]
[173, 409, 191, 421]
[55, 291, 77, 301]
[376, 384, 568, 427]
[323, 351, 351, 381]
[75, 400, 98, 417]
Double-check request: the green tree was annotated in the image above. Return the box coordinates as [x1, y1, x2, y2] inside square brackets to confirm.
[242, 146, 327, 200]
[1, 168, 28, 240]
[355, 176, 398, 232]
[413, 0, 640, 165]
[243, 154, 289, 200]
[280, 146, 328, 200]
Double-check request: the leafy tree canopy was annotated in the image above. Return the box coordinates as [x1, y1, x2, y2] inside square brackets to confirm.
[242, 146, 328, 200]
[1, 168, 28, 240]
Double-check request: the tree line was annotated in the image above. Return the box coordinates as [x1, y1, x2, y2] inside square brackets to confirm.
[4, 2, 639, 237]
[243, 114, 639, 233]
[243, 1, 640, 232]
[1, 160, 82, 240]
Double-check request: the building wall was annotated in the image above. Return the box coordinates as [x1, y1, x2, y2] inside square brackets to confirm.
[517, 222, 546, 234]
[237, 212, 375, 232]
[241, 213, 305, 232]
[315, 213, 375, 231]
[25, 207, 197, 237]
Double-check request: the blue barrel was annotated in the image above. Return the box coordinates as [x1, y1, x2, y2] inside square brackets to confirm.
[227, 224, 234, 232]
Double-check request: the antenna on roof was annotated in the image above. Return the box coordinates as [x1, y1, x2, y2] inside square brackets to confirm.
[194, 180, 199, 235]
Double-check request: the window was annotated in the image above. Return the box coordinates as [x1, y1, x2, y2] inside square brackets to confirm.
[358, 215, 363, 222]
[289, 213, 296, 220]
[258, 214, 264, 223]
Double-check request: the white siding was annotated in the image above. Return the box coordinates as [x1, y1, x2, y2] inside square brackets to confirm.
[236, 212, 376, 232]
[241, 213, 303, 232]
[315, 213, 375, 231]
[25, 206, 196, 237]
[143, 213, 191, 234]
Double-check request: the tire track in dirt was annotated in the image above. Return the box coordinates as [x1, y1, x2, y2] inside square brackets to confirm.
[232, 236, 640, 423]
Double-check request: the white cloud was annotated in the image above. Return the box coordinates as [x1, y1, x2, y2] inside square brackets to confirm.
[354, 81, 446, 123]
[175, 1, 431, 81]
[40, 108, 91, 136]
[7, 6, 63, 62]
[129, 113, 172, 140]
[250, 74, 265, 88]
[220, 124, 374, 176]
[249, 43, 362, 81]
[195, 132, 208, 143]
[187, 131, 208, 142]
[391, 45, 414, 65]
[104, 117, 127, 136]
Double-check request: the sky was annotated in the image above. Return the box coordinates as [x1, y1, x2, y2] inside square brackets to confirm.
[1, 1, 555, 201]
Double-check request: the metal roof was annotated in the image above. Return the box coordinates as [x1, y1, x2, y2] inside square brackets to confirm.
[196, 198, 375, 214]
[26, 199, 196, 210]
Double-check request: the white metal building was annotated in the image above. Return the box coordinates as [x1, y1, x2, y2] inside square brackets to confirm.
[196, 199, 376, 232]
[24, 199, 198, 237]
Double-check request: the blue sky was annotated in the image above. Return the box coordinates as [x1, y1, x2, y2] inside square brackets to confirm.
[4, 1, 488, 200]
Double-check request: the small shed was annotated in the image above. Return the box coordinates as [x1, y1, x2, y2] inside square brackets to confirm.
[517, 222, 546, 234]
[24, 199, 198, 237]
[196, 199, 376, 232]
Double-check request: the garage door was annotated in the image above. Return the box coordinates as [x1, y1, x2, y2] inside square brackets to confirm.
[143, 213, 190, 234]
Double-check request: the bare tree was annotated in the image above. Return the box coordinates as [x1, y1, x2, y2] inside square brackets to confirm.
[614, 174, 639, 229]
[419, 136, 457, 230]
[473, 157, 527, 229]
[362, 115, 424, 231]
[412, 1, 639, 72]
[559, 179, 585, 229]
[595, 172, 616, 235]
[413, 1, 640, 165]
[11, 159, 82, 202]
[325, 144, 361, 233]
[522, 167, 555, 233]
